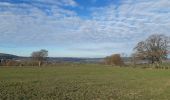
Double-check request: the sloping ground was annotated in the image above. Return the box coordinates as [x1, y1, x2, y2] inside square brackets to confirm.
[0, 53, 19, 59]
[1, 64, 170, 100]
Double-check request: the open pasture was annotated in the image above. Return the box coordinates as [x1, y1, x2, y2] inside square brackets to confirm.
[1, 64, 170, 100]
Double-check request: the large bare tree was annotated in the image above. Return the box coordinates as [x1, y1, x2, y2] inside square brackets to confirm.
[31, 49, 48, 66]
[134, 34, 170, 64]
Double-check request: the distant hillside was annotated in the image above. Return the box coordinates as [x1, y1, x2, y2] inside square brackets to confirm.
[0, 53, 19, 59]
[47, 57, 104, 63]
[0, 53, 168, 63]
[0, 53, 133, 63]
[13, 57, 104, 63]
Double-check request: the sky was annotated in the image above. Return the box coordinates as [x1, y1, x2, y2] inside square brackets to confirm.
[0, 0, 170, 57]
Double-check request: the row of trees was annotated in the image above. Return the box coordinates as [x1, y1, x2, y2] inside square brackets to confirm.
[0, 34, 169, 67]
[32, 34, 169, 67]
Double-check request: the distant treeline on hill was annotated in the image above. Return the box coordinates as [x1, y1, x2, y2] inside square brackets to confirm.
[0, 53, 104, 63]
[0, 52, 169, 67]
[0, 53, 169, 63]
[0, 53, 19, 59]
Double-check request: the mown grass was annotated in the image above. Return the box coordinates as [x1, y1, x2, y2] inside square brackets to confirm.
[1, 64, 170, 100]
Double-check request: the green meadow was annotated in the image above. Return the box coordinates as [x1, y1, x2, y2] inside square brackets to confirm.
[1, 64, 170, 100]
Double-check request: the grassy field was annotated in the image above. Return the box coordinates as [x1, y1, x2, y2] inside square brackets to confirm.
[1, 64, 170, 100]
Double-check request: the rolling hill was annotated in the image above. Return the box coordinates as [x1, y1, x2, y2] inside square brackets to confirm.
[0, 53, 19, 59]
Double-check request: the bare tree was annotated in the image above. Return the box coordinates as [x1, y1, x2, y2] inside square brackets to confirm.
[31, 49, 48, 66]
[134, 34, 170, 64]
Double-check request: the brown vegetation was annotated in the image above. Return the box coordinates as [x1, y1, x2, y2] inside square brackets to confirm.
[133, 34, 170, 64]
[104, 54, 124, 66]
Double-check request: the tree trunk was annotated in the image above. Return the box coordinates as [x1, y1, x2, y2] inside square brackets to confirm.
[38, 61, 41, 67]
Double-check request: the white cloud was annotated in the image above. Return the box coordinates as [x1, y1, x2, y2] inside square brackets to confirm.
[0, 0, 170, 57]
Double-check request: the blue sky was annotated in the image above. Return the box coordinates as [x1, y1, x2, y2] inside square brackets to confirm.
[0, 0, 170, 57]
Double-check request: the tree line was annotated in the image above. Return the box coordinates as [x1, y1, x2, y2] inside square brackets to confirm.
[0, 34, 169, 67]
[105, 34, 170, 67]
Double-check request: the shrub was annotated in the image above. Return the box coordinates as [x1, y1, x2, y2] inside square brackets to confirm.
[104, 54, 124, 66]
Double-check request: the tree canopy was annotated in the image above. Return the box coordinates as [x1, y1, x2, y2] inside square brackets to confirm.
[31, 49, 48, 66]
[134, 34, 170, 64]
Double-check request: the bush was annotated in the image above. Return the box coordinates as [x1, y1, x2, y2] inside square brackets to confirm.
[104, 54, 124, 66]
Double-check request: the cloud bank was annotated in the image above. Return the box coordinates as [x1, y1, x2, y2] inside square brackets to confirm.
[0, 0, 170, 57]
